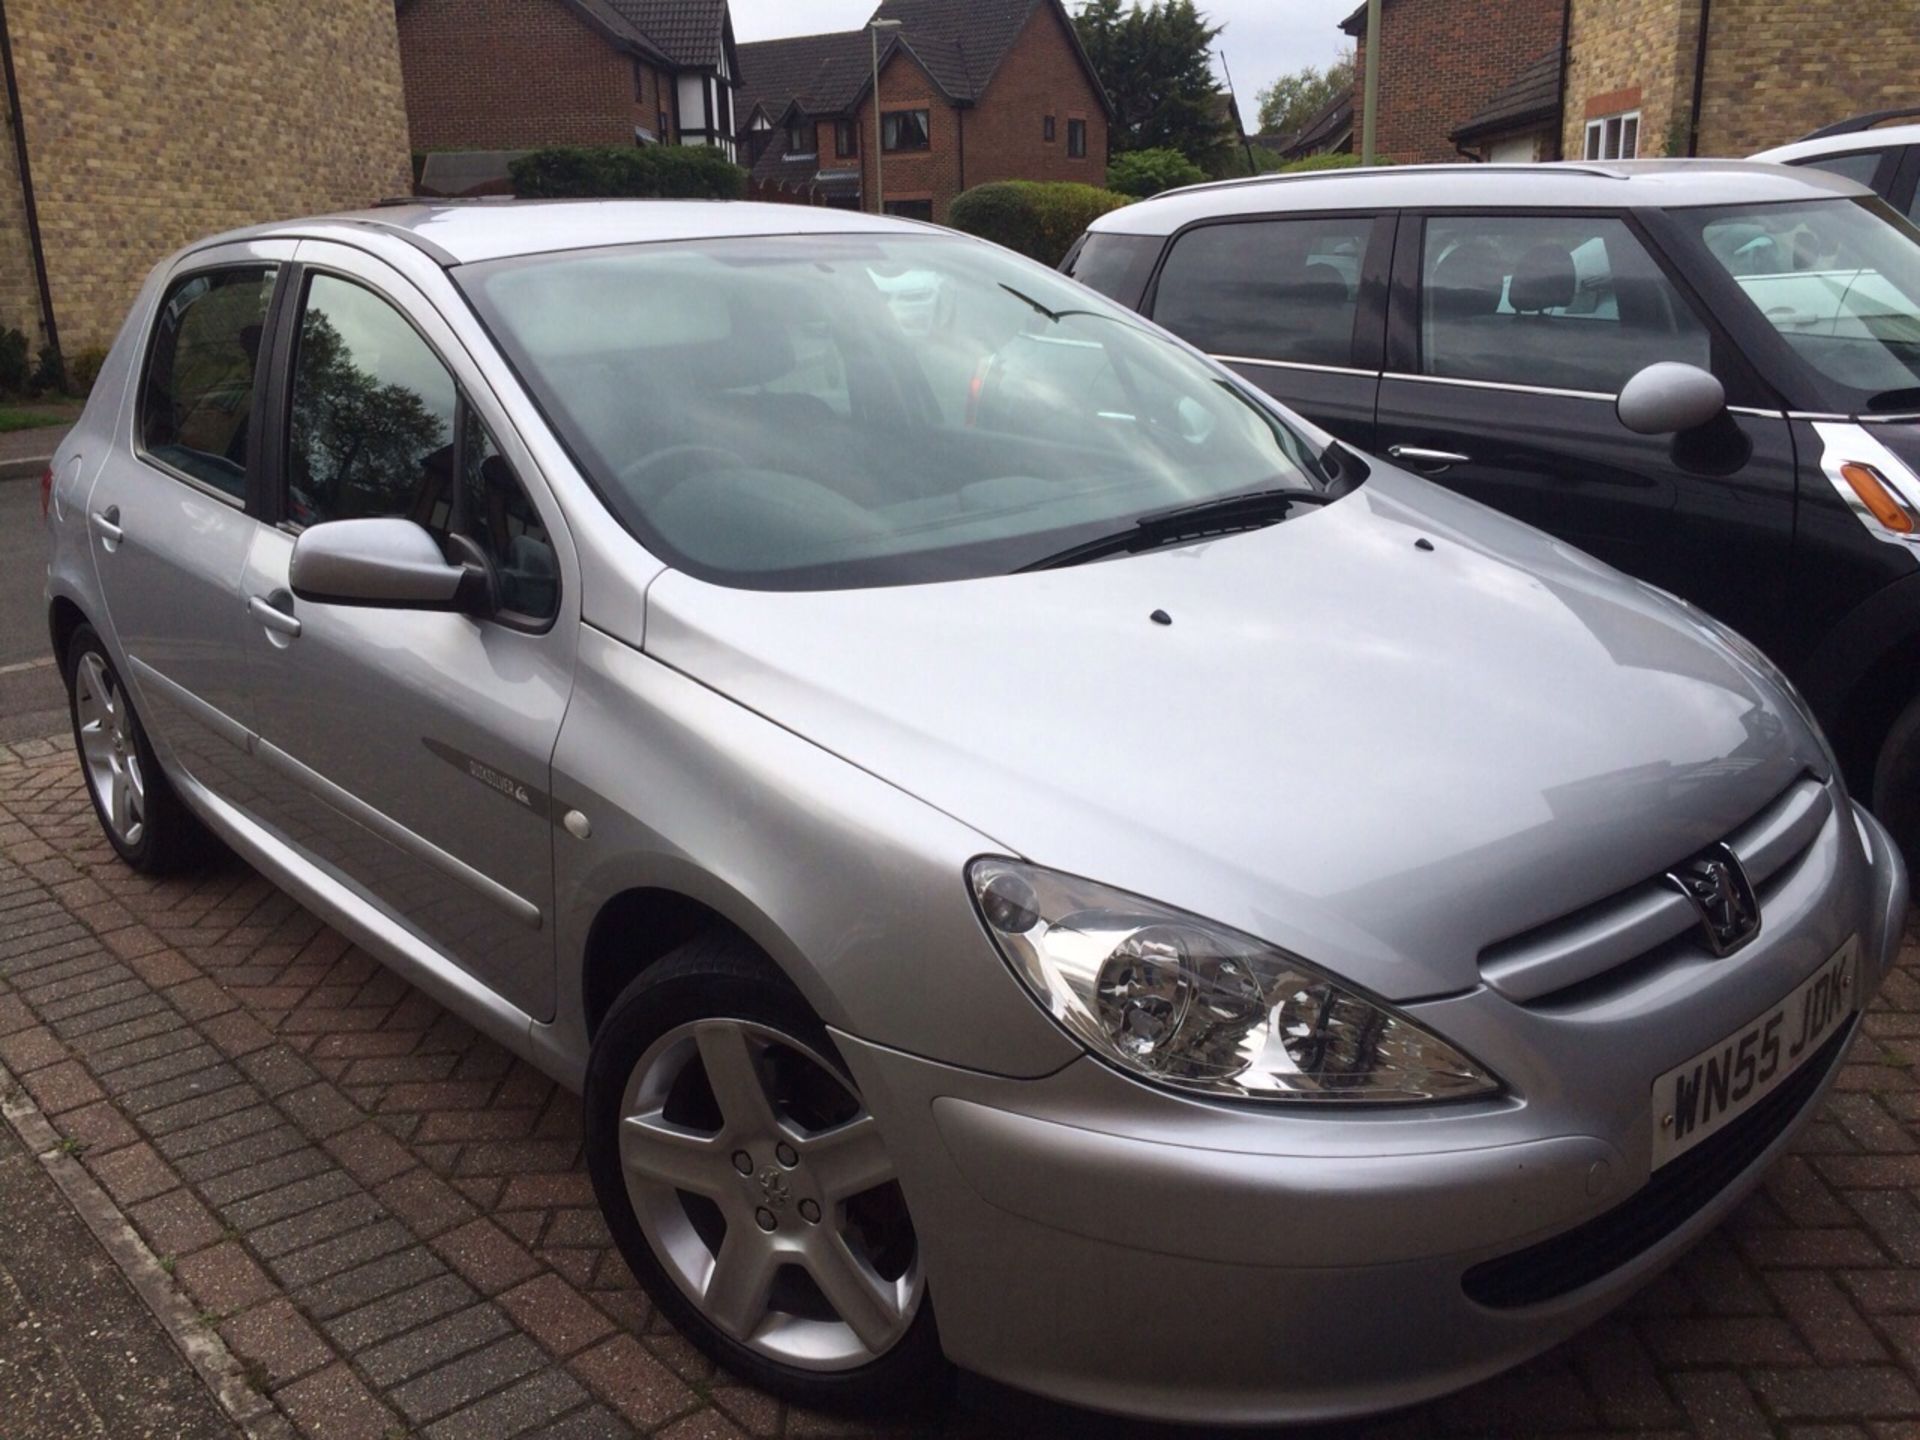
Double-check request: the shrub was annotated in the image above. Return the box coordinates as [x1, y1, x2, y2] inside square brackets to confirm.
[1106, 147, 1207, 198]
[32, 342, 63, 394]
[0, 327, 28, 396]
[1281, 152, 1363, 173]
[67, 346, 108, 396]
[510, 145, 747, 200]
[948, 180, 1130, 266]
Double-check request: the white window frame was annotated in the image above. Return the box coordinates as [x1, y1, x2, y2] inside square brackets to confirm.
[1584, 110, 1641, 162]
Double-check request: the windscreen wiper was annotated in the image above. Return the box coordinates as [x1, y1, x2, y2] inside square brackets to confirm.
[1016, 487, 1334, 572]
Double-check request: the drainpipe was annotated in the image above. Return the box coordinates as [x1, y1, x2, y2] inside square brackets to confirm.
[0, 0, 58, 385]
[1686, 0, 1712, 156]
[1554, 0, 1572, 159]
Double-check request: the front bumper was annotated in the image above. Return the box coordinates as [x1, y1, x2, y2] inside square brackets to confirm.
[838, 800, 1909, 1424]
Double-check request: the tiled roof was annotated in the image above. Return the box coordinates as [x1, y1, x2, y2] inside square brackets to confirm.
[1450, 48, 1563, 143]
[736, 0, 1108, 130]
[603, 0, 729, 69]
[1271, 88, 1354, 158]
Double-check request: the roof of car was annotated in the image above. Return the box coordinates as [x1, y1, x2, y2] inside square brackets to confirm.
[1754, 123, 1920, 164]
[205, 199, 930, 267]
[1084, 160, 1874, 237]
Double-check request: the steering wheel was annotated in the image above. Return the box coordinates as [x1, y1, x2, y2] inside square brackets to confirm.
[620, 444, 750, 501]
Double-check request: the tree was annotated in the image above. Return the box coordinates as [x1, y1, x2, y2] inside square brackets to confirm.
[1074, 0, 1232, 168]
[1256, 49, 1354, 139]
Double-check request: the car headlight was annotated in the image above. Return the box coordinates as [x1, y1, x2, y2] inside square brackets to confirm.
[968, 858, 1498, 1104]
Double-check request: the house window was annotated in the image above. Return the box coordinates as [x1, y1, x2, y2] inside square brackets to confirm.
[1067, 118, 1088, 159]
[835, 118, 859, 158]
[882, 109, 930, 152]
[1584, 111, 1639, 161]
[633, 59, 646, 102]
[787, 120, 815, 157]
[884, 199, 934, 220]
[1044, 115, 1056, 142]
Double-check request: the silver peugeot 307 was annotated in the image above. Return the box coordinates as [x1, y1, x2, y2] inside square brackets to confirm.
[43, 201, 1909, 1423]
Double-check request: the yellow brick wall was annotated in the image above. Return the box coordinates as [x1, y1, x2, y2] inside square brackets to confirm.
[1567, 0, 1920, 161]
[0, 105, 39, 347]
[1696, 0, 1920, 156]
[3, 0, 413, 354]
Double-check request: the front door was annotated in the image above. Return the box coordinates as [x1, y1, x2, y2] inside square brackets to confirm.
[239, 245, 575, 1019]
[1143, 211, 1389, 450]
[1375, 210, 1798, 653]
[83, 243, 292, 795]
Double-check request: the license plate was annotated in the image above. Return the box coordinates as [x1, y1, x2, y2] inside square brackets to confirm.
[1651, 936, 1857, 1170]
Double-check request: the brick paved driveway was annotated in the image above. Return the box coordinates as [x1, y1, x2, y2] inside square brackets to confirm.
[3, 731, 1920, 1438]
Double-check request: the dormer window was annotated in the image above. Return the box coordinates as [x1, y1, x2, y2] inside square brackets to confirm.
[787, 120, 815, 156]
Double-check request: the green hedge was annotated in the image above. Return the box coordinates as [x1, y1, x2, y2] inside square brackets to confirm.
[1281, 152, 1363, 173]
[947, 181, 1131, 266]
[510, 145, 747, 200]
[1106, 147, 1208, 199]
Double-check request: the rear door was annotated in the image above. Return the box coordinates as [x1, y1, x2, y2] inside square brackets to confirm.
[1374, 209, 1799, 652]
[83, 241, 292, 795]
[1138, 211, 1390, 449]
[238, 242, 577, 1019]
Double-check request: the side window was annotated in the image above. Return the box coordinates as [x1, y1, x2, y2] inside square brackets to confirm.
[1799, 150, 1888, 189]
[1419, 215, 1711, 393]
[1152, 217, 1373, 366]
[139, 266, 278, 500]
[286, 274, 457, 530]
[460, 411, 559, 622]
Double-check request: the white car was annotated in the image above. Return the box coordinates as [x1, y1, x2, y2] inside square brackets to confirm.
[1755, 108, 1920, 223]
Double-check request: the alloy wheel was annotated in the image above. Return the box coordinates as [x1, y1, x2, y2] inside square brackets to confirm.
[618, 1018, 922, 1371]
[73, 652, 145, 848]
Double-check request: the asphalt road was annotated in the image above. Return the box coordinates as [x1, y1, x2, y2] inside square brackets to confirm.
[0, 474, 67, 744]
[0, 1118, 240, 1440]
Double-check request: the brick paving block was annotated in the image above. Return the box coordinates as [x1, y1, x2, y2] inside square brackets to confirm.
[85, 1139, 178, 1207]
[324, 1121, 419, 1186]
[277, 1361, 398, 1440]
[129, 1187, 226, 1258]
[17, 1056, 102, 1114]
[177, 1240, 280, 1314]
[375, 1167, 476, 1239]
[359, 1302, 513, 1387]
[499, 1274, 617, 1358]
[1768, 1270, 1890, 1362]
[325, 1272, 478, 1352]
[222, 1170, 362, 1232]
[251, 1193, 389, 1260]
[240, 1046, 323, 1099]
[175, 1122, 311, 1184]
[522, 1403, 639, 1440]
[199, 1008, 276, 1058]
[499, 1174, 597, 1211]
[424, 1367, 592, 1440]
[220, 1297, 334, 1387]
[1849, 1190, 1920, 1266]
[269, 1218, 414, 1290]
[1738, 1227, 1889, 1269]
[1754, 1368, 1920, 1420]
[140, 1080, 260, 1138]
[55, 1098, 139, 1151]
[390, 1333, 547, 1424]
[153, 1101, 282, 1162]
[433, 1217, 544, 1295]
[0, 1025, 68, 1072]
[0, 992, 36, 1035]
[711, 1385, 780, 1438]
[279, 1080, 366, 1141]
[120, 1061, 247, 1118]
[298, 1244, 450, 1322]
[571, 1334, 700, 1431]
[198, 1142, 333, 1207]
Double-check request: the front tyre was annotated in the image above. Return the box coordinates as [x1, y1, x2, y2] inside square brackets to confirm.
[64, 624, 211, 874]
[1872, 691, 1920, 877]
[584, 934, 944, 1411]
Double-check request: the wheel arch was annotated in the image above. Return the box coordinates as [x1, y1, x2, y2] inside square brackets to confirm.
[1801, 570, 1920, 798]
[47, 593, 89, 679]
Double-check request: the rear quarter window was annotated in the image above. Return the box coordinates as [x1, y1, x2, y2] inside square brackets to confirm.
[1062, 232, 1161, 308]
[1150, 217, 1374, 367]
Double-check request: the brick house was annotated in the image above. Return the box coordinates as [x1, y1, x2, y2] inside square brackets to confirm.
[736, 0, 1111, 223]
[1563, 0, 1920, 161]
[396, 0, 740, 167]
[0, 0, 410, 359]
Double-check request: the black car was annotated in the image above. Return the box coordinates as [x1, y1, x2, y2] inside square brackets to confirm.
[1064, 161, 1920, 865]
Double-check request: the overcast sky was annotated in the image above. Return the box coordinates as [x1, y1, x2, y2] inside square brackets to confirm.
[728, 0, 1356, 105]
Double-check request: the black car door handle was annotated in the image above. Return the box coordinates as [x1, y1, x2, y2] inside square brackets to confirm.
[1389, 446, 1472, 472]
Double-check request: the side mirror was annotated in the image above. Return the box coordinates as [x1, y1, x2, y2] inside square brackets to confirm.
[290, 518, 491, 615]
[1616, 362, 1727, 436]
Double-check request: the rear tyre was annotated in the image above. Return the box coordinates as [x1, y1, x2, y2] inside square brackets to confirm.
[64, 624, 211, 874]
[1872, 692, 1920, 878]
[583, 932, 945, 1412]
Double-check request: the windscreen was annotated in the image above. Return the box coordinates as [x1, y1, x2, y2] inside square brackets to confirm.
[457, 233, 1331, 589]
[1684, 198, 1920, 413]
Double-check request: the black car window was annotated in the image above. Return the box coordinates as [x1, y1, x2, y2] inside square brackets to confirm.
[1419, 215, 1710, 393]
[286, 273, 457, 530]
[138, 266, 278, 500]
[1798, 149, 1889, 189]
[460, 410, 559, 622]
[1152, 217, 1374, 367]
[1064, 233, 1162, 307]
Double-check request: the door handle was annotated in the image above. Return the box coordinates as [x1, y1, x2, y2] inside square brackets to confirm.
[1388, 446, 1473, 471]
[89, 506, 123, 545]
[247, 595, 302, 639]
